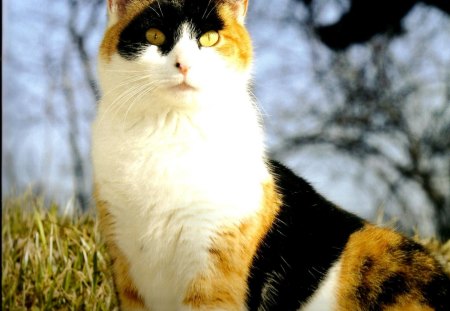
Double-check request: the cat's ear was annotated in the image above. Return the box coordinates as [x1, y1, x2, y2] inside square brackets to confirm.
[107, 0, 132, 24]
[225, 0, 249, 24]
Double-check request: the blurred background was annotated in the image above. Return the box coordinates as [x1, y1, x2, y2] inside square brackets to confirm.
[2, 0, 450, 240]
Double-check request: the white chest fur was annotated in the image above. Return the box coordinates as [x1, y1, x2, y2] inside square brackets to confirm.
[92, 91, 269, 308]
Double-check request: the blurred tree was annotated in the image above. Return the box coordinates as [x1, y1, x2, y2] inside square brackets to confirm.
[297, 0, 450, 50]
[273, 1, 450, 239]
[61, 0, 103, 210]
[3, 0, 104, 211]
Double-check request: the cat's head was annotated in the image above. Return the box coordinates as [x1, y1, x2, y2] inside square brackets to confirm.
[98, 0, 252, 114]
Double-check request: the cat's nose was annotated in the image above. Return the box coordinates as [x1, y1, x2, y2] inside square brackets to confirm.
[175, 62, 191, 76]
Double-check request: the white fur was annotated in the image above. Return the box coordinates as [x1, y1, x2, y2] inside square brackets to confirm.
[93, 23, 268, 310]
[299, 261, 341, 311]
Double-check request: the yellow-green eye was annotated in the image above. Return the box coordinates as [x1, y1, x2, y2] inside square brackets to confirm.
[199, 30, 220, 47]
[146, 28, 166, 46]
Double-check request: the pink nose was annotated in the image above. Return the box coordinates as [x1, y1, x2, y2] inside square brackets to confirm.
[175, 62, 190, 75]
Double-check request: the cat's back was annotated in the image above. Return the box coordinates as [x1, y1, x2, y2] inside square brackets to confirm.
[246, 160, 450, 311]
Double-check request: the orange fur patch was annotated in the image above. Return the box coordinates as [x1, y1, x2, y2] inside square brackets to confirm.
[95, 187, 146, 309]
[216, 4, 253, 70]
[183, 179, 282, 310]
[337, 225, 442, 311]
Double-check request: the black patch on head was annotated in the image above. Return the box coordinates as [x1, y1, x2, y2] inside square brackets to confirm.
[246, 160, 365, 310]
[118, 0, 224, 59]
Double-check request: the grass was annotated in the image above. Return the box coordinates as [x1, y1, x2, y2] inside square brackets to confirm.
[2, 193, 449, 310]
[2, 193, 118, 310]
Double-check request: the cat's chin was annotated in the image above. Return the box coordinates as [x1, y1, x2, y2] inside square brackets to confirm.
[165, 82, 203, 103]
[148, 82, 202, 108]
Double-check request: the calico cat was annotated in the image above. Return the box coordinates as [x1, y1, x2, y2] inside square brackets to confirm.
[91, 0, 450, 310]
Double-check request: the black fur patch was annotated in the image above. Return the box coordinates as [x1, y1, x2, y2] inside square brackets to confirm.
[397, 238, 426, 265]
[246, 160, 365, 310]
[422, 272, 450, 311]
[118, 0, 224, 59]
[376, 272, 409, 308]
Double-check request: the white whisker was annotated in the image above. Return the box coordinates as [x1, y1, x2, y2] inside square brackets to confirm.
[156, 0, 164, 18]
[99, 85, 141, 124]
[149, 6, 161, 17]
[103, 79, 155, 116]
[122, 84, 154, 126]
[101, 74, 152, 97]
[205, 2, 219, 20]
[99, 77, 175, 125]
[202, 0, 213, 19]
[122, 83, 163, 125]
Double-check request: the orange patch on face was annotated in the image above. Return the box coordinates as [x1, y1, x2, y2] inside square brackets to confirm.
[337, 225, 442, 311]
[215, 5, 253, 71]
[183, 179, 282, 309]
[94, 186, 145, 309]
[99, 0, 154, 61]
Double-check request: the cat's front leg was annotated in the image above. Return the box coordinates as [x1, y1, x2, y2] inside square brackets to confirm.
[95, 195, 148, 311]
[109, 243, 148, 311]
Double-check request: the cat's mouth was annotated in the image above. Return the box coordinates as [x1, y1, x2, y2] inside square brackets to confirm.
[172, 81, 197, 92]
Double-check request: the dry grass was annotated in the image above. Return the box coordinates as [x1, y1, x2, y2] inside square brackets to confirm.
[2, 193, 118, 310]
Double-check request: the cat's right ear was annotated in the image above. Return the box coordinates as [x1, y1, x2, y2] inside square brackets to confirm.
[224, 0, 249, 24]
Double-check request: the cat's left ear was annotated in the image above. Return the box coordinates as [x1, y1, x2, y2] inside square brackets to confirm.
[107, 0, 132, 25]
[226, 0, 249, 24]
